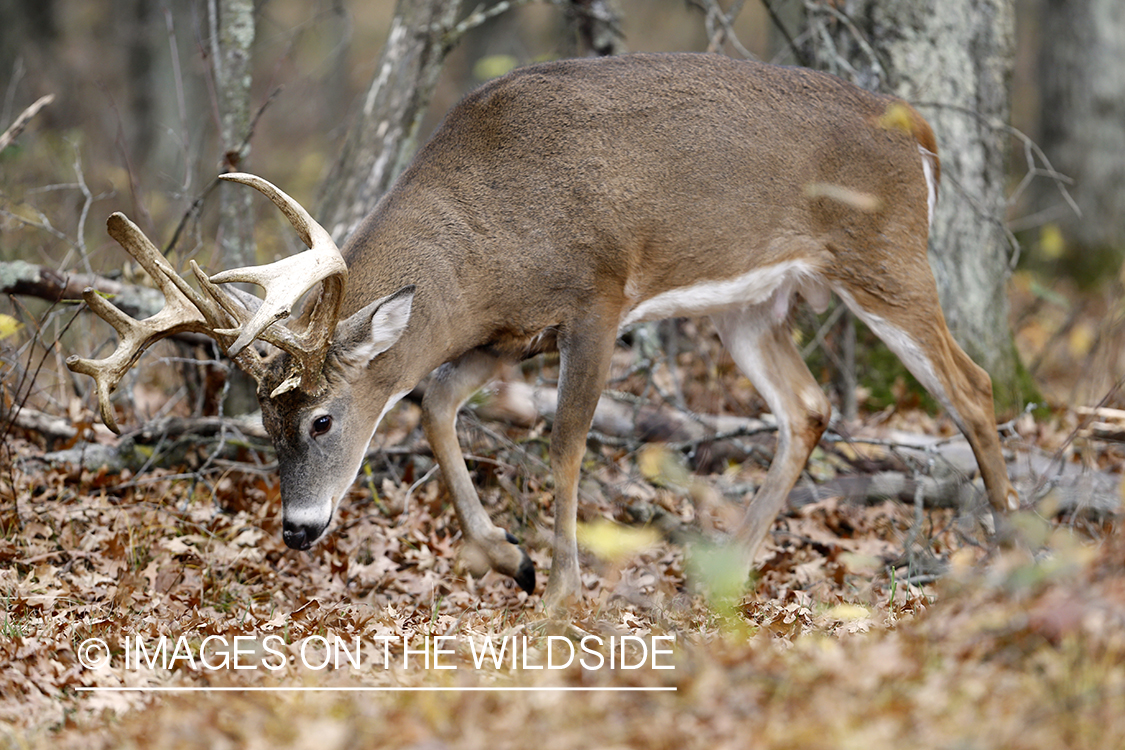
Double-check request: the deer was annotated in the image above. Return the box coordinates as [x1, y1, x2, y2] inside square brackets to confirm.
[67, 53, 1019, 610]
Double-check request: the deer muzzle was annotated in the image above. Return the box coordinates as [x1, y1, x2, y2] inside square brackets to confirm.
[281, 519, 325, 551]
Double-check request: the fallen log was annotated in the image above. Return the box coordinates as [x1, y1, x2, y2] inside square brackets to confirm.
[0, 260, 164, 319]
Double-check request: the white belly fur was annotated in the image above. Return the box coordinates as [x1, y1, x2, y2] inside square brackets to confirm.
[619, 259, 829, 332]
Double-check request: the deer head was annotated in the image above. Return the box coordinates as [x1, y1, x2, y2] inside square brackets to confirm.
[66, 173, 415, 549]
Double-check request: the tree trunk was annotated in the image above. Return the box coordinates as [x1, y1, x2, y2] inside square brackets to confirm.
[208, 0, 257, 415]
[209, 0, 256, 270]
[1034, 0, 1125, 278]
[804, 0, 1024, 411]
[317, 0, 466, 245]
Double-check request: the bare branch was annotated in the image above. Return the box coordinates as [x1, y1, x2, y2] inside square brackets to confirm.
[0, 94, 53, 153]
[690, 0, 755, 59]
[759, 0, 808, 66]
[447, 0, 538, 46]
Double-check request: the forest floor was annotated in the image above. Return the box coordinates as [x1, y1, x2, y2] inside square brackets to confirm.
[3, 374, 1125, 748]
[0, 267, 1123, 749]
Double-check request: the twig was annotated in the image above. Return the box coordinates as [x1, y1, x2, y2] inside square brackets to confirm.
[1032, 375, 1125, 499]
[70, 145, 96, 276]
[759, 0, 808, 67]
[0, 94, 53, 153]
[924, 155, 1023, 269]
[401, 464, 441, 515]
[805, 0, 885, 85]
[0, 206, 75, 248]
[913, 101, 1081, 268]
[690, 0, 755, 59]
[1, 297, 82, 532]
[665, 424, 777, 452]
[165, 178, 222, 254]
[98, 80, 151, 232]
[236, 85, 283, 165]
[446, 0, 539, 47]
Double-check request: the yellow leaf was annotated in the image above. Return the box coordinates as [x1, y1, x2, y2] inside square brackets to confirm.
[1068, 322, 1094, 358]
[0, 313, 21, 340]
[473, 54, 518, 81]
[826, 603, 870, 621]
[637, 443, 691, 488]
[838, 552, 881, 575]
[576, 519, 660, 563]
[1039, 223, 1066, 259]
[877, 102, 915, 135]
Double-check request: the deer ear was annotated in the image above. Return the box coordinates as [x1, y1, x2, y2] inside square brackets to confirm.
[334, 285, 415, 367]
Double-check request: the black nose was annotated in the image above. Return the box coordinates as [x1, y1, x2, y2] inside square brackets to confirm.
[282, 522, 318, 551]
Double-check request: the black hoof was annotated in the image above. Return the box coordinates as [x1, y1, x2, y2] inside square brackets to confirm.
[504, 531, 536, 594]
[513, 549, 536, 594]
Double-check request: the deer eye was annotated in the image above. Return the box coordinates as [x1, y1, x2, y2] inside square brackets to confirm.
[310, 414, 333, 438]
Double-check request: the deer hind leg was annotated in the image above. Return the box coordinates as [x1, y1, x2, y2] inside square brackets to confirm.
[835, 285, 1019, 515]
[421, 349, 536, 593]
[542, 314, 619, 612]
[712, 307, 832, 564]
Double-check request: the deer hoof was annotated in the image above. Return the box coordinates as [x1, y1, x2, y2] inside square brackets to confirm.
[505, 531, 536, 594]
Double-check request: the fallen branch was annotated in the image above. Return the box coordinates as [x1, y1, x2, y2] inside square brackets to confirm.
[119, 414, 268, 442]
[0, 260, 163, 319]
[1, 260, 215, 350]
[473, 379, 773, 445]
[3, 406, 82, 441]
[19, 360, 1114, 522]
[789, 453, 1120, 519]
[1077, 406, 1125, 443]
[789, 471, 982, 510]
[30, 414, 272, 473]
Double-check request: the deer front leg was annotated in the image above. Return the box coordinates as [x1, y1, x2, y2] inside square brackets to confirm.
[421, 350, 536, 593]
[542, 315, 619, 612]
[712, 308, 832, 566]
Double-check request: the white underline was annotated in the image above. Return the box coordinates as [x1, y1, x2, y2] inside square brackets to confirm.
[76, 686, 677, 693]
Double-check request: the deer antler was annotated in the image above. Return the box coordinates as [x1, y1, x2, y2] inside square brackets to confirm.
[200, 173, 348, 396]
[66, 174, 348, 432]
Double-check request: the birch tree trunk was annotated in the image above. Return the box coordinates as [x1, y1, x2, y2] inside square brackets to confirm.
[209, 0, 257, 414]
[317, 0, 465, 245]
[805, 0, 1023, 409]
[209, 0, 256, 269]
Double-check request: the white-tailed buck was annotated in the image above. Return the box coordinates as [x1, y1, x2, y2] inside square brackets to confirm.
[68, 53, 1018, 608]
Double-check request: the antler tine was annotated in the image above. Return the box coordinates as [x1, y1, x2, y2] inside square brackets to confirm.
[204, 173, 348, 394]
[65, 213, 261, 433]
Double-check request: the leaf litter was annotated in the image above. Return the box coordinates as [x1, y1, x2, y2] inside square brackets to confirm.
[1, 402, 1124, 749]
